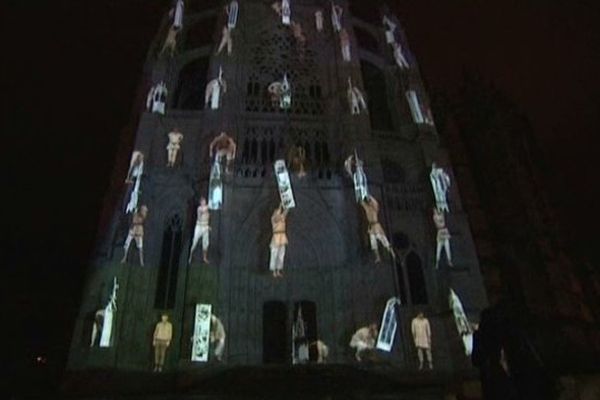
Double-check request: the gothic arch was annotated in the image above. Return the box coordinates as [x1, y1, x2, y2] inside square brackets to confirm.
[360, 59, 393, 131]
[174, 57, 210, 110]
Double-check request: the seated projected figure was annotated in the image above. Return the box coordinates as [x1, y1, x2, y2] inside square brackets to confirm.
[331, 3, 343, 32]
[188, 197, 210, 264]
[216, 26, 233, 55]
[392, 42, 410, 69]
[125, 151, 144, 214]
[411, 312, 432, 370]
[209, 132, 237, 174]
[210, 315, 226, 361]
[268, 74, 292, 109]
[160, 26, 179, 57]
[121, 205, 148, 266]
[205, 67, 227, 110]
[347, 78, 367, 115]
[225, 1, 239, 30]
[315, 10, 324, 32]
[349, 323, 378, 362]
[430, 163, 451, 212]
[433, 207, 453, 268]
[311, 340, 329, 363]
[146, 82, 167, 114]
[382, 15, 397, 44]
[153, 314, 173, 372]
[360, 195, 396, 263]
[287, 145, 306, 178]
[166, 128, 184, 167]
[269, 204, 289, 278]
[344, 152, 369, 202]
[339, 28, 351, 62]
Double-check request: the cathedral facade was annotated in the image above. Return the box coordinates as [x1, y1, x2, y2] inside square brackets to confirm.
[66, 1, 488, 398]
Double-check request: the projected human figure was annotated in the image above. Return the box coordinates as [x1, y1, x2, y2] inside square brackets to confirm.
[153, 314, 173, 372]
[344, 152, 369, 202]
[411, 312, 432, 370]
[449, 289, 473, 356]
[210, 315, 226, 361]
[121, 205, 148, 266]
[166, 128, 184, 168]
[287, 145, 306, 178]
[433, 207, 453, 268]
[160, 26, 179, 57]
[225, 1, 239, 29]
[347, 78, 367, 115]
[331, 2, 343, 32]
[311, 340, 329, 363]
[392, 42, 410, 69]
[146, 82, 167, 115]
[268, 74, 291, 109]
[430, 163, 451, 212]
[340, 28, 351, 62]
[269, 204, 289, 278]
[125, 151, 144, 214]
[172, 0, 184, 30]
[188, 197, 210, 264]
[90, 278, 118, 347]
[315, 10, 324, 32]
[216, 26, 233, 55]
[349, 323, 378, 362]
[209, 132, 237, 174]
[360, 195, 396, 263]
[205, 67, 227, 110]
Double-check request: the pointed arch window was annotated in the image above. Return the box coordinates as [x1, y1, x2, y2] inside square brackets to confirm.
[155, 214, 183, 309]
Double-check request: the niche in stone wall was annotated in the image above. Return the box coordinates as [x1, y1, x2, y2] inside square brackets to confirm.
[155, 214, 183, 309]
[263, 301, 288, 364]
[175, 57, 209, 110]
[360, 60, 394, 131]
[406, 251, 428, 305]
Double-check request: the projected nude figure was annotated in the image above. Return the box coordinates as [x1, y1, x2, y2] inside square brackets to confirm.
[287, 145, 306, 178]
[269, 205, 289, 278]
[340, 28, 351, 62]
[188, 198, 210, 264]
[217, 26, 232, 55]
[205, 67, 226, 110]
[125, 151, 144, 214]
[210, 315, 226, 361]
[433, 208, 453, 268]
[430, 163, 451, 212]
[347, 78, 367, 115]
[331, 3, 343, 32]
[392, 42, 410, 69]
[166, 128, 184, 167]
[360, 195, 396, 263]
[411, 312, 432, 370]
[160, 26, 179, 57]
[209, 132, 237, 174]
[121, 205, 148, 266]
[344, 152, 369, 202]
[315, 10, 324, 32]
[153, 314, 173, 372]
[349, 323, 378, 361]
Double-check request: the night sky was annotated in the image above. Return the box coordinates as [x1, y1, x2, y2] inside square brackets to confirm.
[4, 0, 600, 390]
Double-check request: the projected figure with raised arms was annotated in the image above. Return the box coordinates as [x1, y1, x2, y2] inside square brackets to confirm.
[189, 197, 210, 264]
[269, 204, 289, 278]
[360, 195, 396, 263]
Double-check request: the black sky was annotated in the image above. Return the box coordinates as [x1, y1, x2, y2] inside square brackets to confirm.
[4, 0, 600, 387]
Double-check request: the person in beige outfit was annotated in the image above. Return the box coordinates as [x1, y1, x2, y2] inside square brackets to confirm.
[360, 195, 396, 263]
[269, 205, 289, 278]
[210, 315, 226, 361]
[411, 312, 432, 370]
[153, 314, 173, 372]
[121, 205, 148, 266]
[349, 323, 378, 361]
